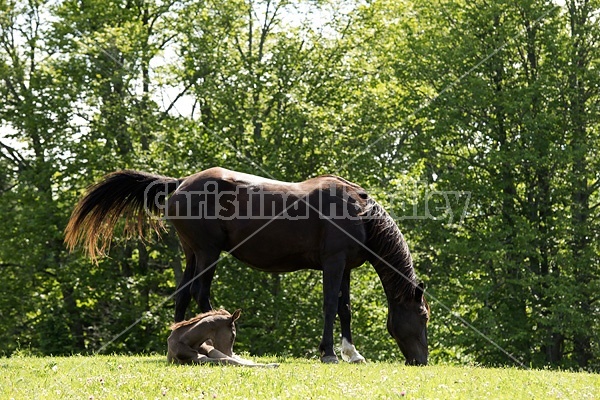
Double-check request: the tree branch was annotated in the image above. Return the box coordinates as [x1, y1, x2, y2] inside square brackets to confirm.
[0, 140, 29, 169]
[160, 81, 196, 119]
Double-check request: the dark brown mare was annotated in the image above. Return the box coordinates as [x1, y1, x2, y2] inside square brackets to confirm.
[64, 167, 429, 365]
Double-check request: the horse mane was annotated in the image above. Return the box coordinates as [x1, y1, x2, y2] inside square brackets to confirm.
[169, 309, 231, 331]
[362, 200, 418, 301]
[314, 174, 370, 198]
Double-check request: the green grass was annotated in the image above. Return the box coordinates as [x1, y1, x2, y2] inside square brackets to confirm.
[1, 354, 598, 399]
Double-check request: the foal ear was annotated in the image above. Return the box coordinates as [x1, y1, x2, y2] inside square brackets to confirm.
[231, 309, 242, 323]
[415, 282, 425, 301]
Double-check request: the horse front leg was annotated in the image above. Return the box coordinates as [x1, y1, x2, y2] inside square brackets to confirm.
[319, 254, 346, 363]
[338, 269, 366, 363]
[167, 340, 201, 365]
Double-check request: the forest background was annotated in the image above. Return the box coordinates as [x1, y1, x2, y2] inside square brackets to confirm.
[0, 0, 598, 371]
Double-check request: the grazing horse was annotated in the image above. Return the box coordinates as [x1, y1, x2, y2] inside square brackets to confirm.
[64, 167, 429, 365]
[167, 308, 278, 367]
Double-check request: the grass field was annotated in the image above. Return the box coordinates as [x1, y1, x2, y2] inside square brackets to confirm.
[1, 354, 598, 399]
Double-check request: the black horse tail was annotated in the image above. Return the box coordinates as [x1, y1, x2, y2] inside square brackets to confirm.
[64, 170, 182, 262]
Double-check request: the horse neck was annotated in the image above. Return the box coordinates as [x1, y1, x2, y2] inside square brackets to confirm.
[183, 320, 218, 347]
[371, 256, 417, 304]
[365, 203, 418, 302]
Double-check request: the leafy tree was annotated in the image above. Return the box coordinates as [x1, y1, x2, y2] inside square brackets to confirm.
[369, 0, 599, 369]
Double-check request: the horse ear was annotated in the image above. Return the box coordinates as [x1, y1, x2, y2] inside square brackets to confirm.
[231, 309, 242, 322]
[415, 282, 425, 301]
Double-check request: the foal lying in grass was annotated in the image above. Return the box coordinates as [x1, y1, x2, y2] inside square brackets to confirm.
[167, 309, 277, 367]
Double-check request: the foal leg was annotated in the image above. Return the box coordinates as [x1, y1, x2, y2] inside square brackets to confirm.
[338, 269, 366, 363]
[168, 341, 202, 365]
[319, 254, 346, 363]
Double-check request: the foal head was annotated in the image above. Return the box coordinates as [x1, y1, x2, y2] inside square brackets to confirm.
[210, 309, 241, 356]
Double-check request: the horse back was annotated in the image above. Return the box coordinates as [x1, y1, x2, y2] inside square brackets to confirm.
[167, 168, 371, 271]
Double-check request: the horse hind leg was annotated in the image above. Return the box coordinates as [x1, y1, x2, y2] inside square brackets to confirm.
[338, 269, 366, 363]
[174, 248, 196, 322]
[192, 249, 219, 313]
[174, 243, 219, 320]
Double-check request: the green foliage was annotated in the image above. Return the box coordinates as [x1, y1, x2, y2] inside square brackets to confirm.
[0, 0, 598, 371]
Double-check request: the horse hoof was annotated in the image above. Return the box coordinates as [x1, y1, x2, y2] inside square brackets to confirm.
[320, 355, 339, 364]
[340, 338, 366, 364]
[348, 354, 367, 364]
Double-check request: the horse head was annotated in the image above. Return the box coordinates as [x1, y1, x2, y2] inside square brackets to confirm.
[387, 282, 429, 365]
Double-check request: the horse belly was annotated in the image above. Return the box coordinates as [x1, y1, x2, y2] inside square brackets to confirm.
[224, 219, 323, 271]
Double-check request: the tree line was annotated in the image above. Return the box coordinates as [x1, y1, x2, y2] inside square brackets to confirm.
[0, 0, 598, 370]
